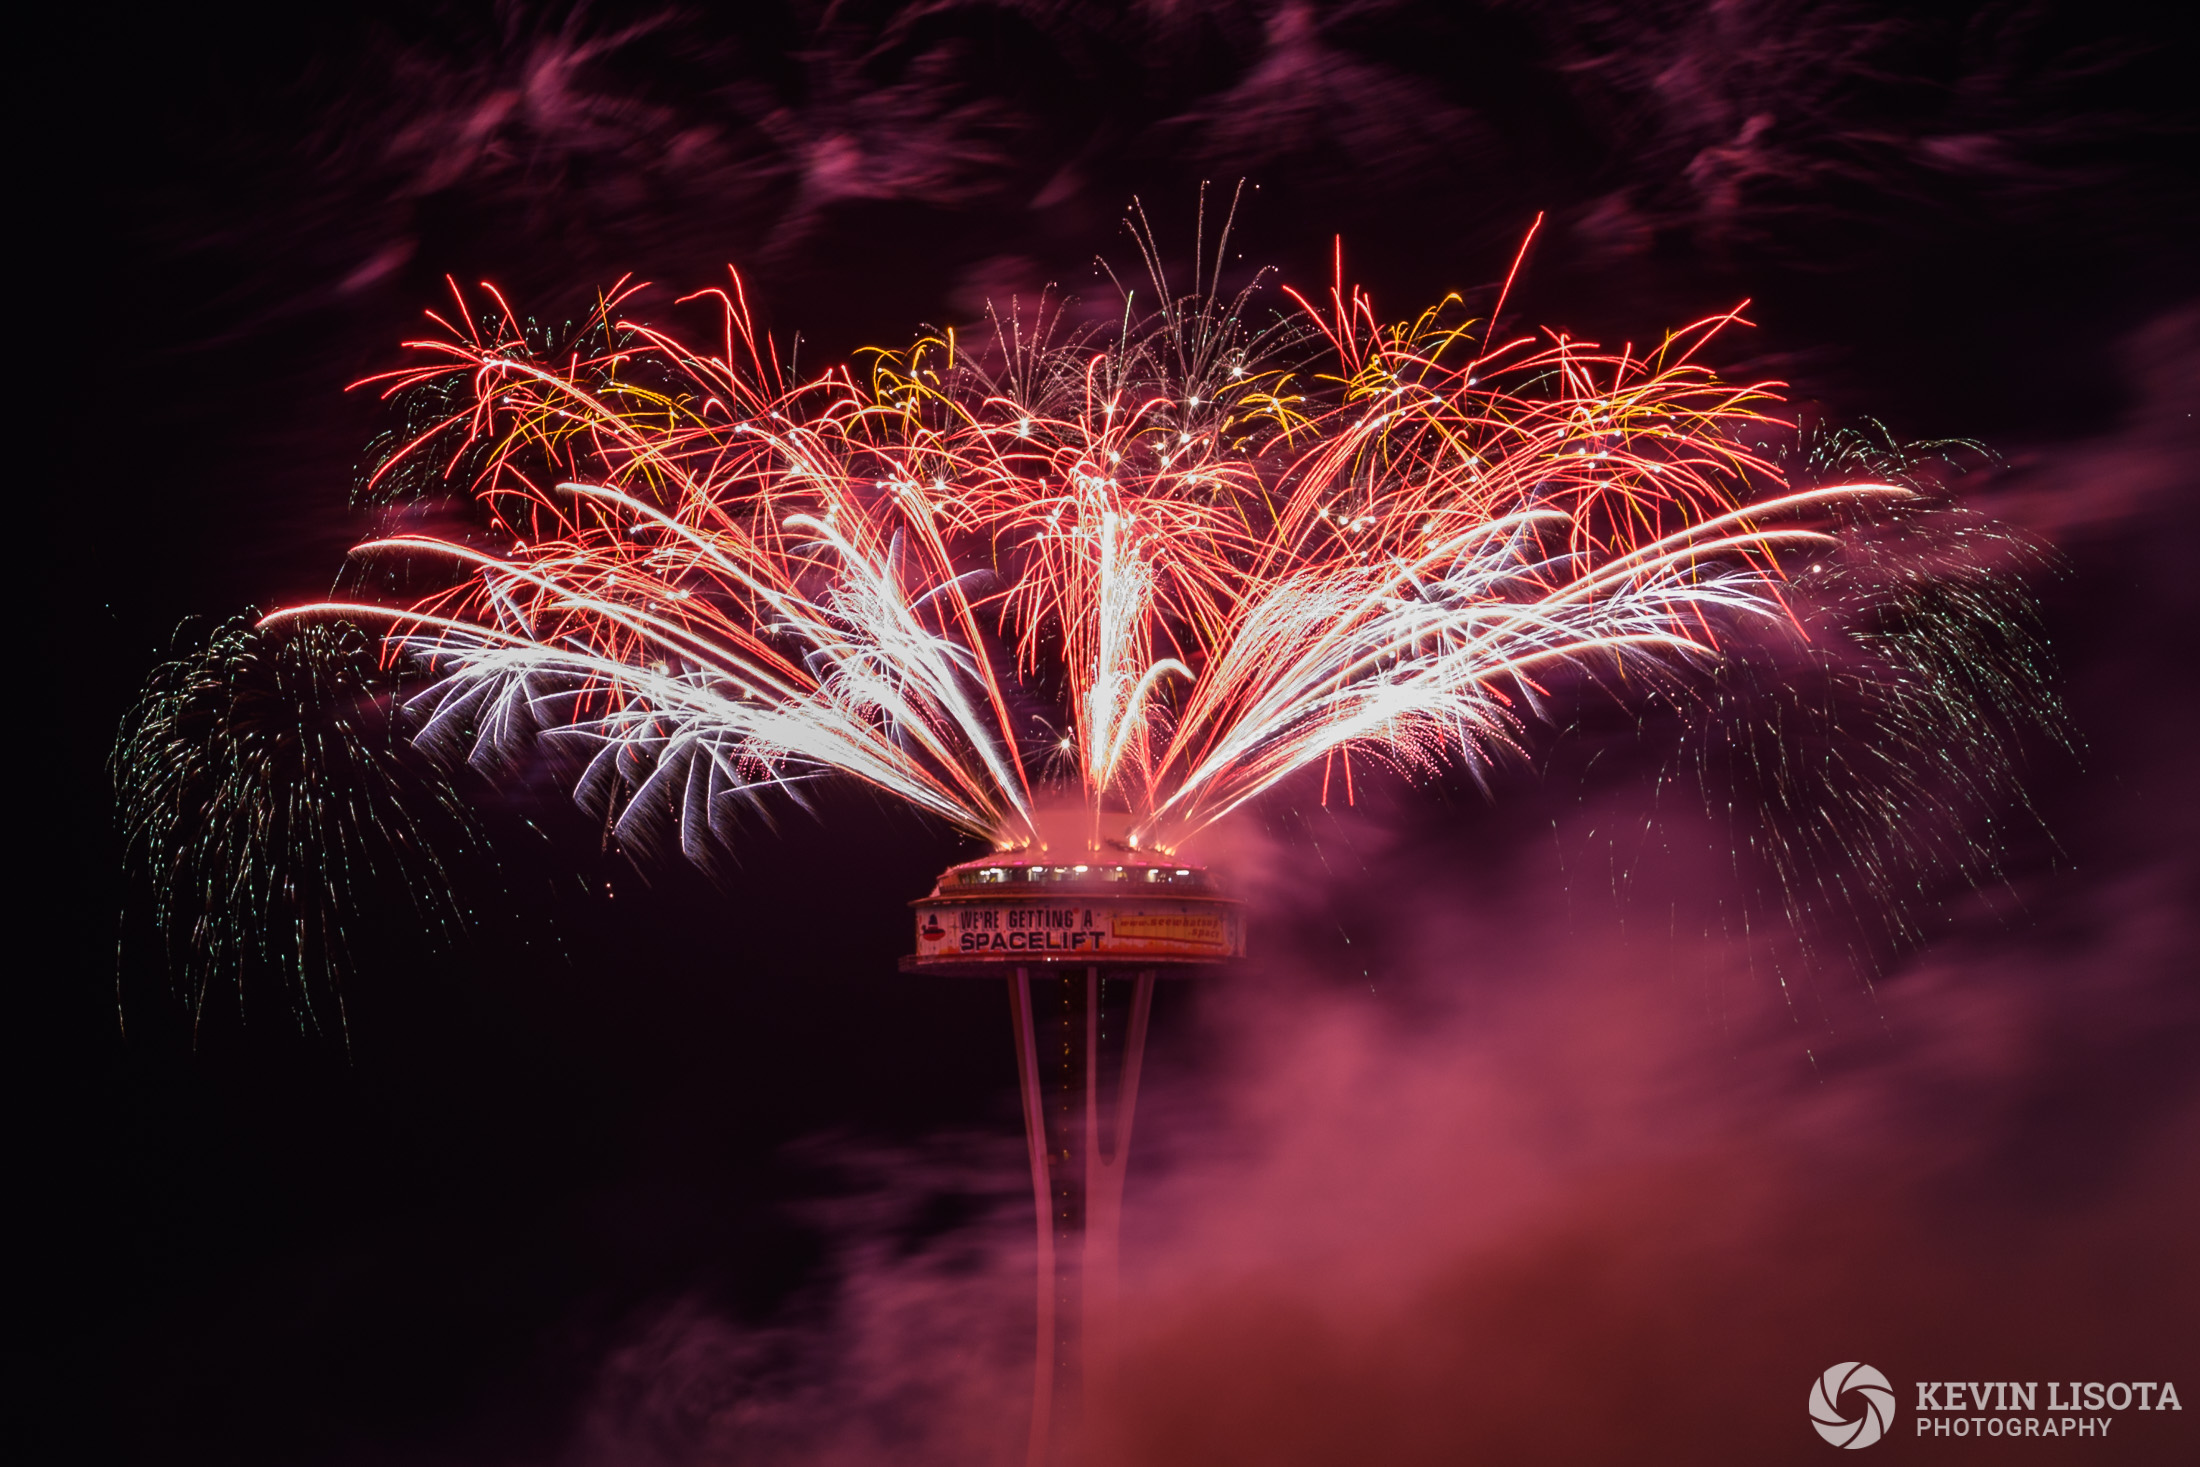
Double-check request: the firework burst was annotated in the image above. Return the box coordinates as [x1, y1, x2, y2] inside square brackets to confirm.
[1655, 422, 2068, 960]
[112, 617, 511, 1040]
[270, 239, 1921, 870]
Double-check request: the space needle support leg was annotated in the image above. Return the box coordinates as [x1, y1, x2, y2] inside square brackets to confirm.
[1082, 967, 1155, 1436]
[1009, 967, 1054, 1467]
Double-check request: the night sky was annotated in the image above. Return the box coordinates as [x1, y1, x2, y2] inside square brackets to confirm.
[31, 3, 2197, 1463]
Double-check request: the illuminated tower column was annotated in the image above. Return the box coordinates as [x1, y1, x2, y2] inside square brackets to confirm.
[902, 845, 1242, 1466]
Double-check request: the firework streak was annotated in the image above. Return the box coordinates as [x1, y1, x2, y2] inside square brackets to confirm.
[271, 256, 1906, 859]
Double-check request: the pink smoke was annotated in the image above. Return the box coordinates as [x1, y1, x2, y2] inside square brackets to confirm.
[555, 311, 2199, 1467]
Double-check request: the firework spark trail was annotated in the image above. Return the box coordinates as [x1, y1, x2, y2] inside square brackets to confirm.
[112, 618, 508, 1039]
[1653, 421, 2070, 962]
[270, 255, 1913, 862]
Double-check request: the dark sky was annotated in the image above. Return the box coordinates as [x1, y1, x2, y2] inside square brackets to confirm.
[31, 4, 2197, 1464]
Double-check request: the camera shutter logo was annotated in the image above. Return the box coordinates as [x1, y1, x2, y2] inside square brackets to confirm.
[1811, 1362, 1897, 1449]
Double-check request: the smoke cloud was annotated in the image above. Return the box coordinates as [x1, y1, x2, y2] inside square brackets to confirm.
[544, 316, 2199, 1466]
